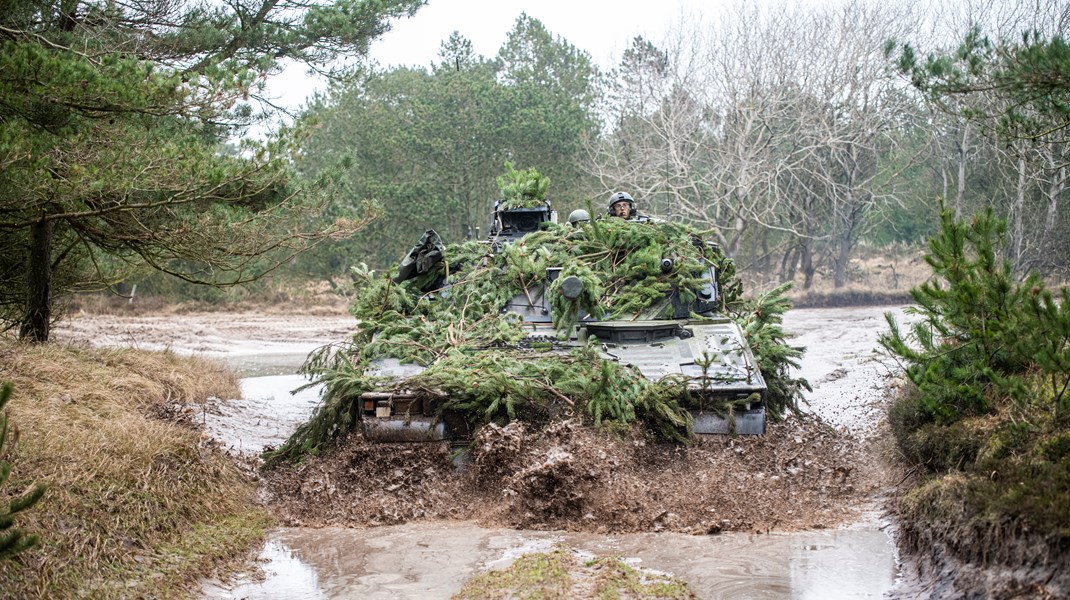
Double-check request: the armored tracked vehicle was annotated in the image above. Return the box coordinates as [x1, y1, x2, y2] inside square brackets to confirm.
[356, 198, 768, 443]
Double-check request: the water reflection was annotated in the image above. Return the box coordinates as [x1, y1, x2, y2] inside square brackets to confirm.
[202, 522, 898, 599]
[203, 539, 328, 600]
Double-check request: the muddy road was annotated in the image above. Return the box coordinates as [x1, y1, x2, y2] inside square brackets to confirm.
[55, 304, 912, 598]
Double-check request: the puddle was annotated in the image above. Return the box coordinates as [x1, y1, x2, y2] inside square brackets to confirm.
[205, 539, 329, 600]
[201, 521, 898, 599]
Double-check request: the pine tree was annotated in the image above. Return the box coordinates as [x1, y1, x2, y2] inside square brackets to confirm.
[0, 0, 424, 341]
[0, 383, 46, 561]
[881, 205, 1070, 424]
[890, 28, 1070, 144]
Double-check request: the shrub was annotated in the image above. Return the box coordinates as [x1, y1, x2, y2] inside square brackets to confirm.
[881, 206, 1070, 427]
[0, 382, 46, 561]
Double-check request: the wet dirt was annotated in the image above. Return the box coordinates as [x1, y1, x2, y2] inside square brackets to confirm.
[202, 374, 324, 457]
[783, 306, 907, 440]
[55, 310, 355, 357]
[259, 415, 880, 534]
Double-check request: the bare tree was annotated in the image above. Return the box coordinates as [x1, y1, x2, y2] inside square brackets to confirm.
[905, 0, 1070, 276]
[591, 0, 1070, 286]
[591, 1, 921, 288]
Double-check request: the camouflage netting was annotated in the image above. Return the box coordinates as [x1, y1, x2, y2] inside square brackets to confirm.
[264, 215, 809, 464]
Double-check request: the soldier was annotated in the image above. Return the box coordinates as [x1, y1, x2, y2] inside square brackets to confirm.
[608, 191, 636, 219]
[567, 209, 590, 225]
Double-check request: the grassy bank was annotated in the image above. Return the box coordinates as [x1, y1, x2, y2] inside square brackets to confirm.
[881, 208, 1070, 596]
[454, 546, 695, 599]
[890, 388, 1070, 583]
[0, 341, 271, 598]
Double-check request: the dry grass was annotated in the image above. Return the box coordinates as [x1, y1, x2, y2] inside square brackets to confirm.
[743, 244, 932, 308]
[67, 280, 350, 317]
[0, 340, 270, 599]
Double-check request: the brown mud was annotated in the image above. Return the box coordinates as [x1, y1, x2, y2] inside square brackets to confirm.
[890, 528, 1070, 600]
[261, 416, 889, 535]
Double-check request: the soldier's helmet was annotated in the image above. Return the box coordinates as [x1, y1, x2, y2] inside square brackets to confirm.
[567, 209, 591, 225]
[608, 191, 635, 216]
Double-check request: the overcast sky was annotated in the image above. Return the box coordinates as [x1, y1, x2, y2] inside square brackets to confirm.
[268, 0, 713, 112]
[369, 0, 708, 68]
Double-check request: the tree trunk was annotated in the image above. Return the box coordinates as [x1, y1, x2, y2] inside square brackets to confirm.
[757, 229, 771, 275]
[1045, 149, 1063, 237]
[941, 167, 948, 208]
[833, 233, 851, 289]
[780, 243, 798, 282]
[20, 219, 54, 343]
[1013, 152, 1026, 271]
[955, 122, 970, 218]
[726, 209, 745, 259]
[800, 240, 815, 291]
[833, 190, 855, 289]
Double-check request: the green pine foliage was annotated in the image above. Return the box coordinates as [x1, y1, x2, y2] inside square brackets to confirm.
[882, 207, 1070, 574]
[879, 207, 1061, 425]
[0, 0, 423, 341]
[497, 162, 551, 209]
[1021, 288, 1070, 421]
[0, 383, 46, 561]
[890, 28, 1070, 142]
[738, 283, 810, 420]
[403, 341, 686, 436]
[266, 349, 380, 461]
